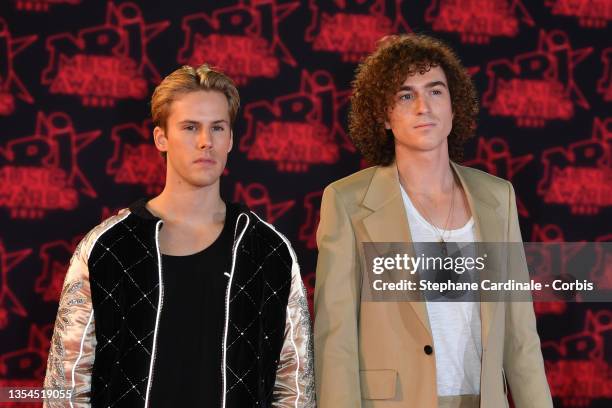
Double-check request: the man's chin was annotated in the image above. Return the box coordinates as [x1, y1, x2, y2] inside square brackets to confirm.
[183, 174, 221, 189]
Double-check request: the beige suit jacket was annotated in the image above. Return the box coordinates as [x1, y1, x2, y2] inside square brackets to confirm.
[314, 162, 553, 407]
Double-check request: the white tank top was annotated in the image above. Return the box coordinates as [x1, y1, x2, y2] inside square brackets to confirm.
[400, 184, 482, 396]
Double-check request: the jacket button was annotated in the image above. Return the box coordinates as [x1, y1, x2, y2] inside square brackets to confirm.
[424, 345, 433, 355]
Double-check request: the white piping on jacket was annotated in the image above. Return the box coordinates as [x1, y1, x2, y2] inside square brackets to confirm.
[250, 212, 302, 407]
[221, 213, 250, 408]
[70, 311, 94, 408]
[144, 220, 164, 408]
[287, 297, 300, 408]
[69, 210, 130, 407]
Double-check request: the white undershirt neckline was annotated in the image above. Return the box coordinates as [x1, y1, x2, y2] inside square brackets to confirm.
[400, 184, 475, 238]
[399, 183, 483, 397]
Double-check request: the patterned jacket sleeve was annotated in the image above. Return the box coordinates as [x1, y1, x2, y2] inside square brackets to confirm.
[272, 245, 316, 407]
[43, 232, 98, 408]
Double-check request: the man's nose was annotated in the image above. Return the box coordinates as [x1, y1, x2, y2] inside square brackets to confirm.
[198, 129, 213, 149]
[414, 94, 431, 114]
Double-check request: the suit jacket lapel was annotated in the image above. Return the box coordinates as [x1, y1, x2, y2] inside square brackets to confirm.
[361, 164, 432, 336]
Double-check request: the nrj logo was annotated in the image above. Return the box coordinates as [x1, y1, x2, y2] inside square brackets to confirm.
[306, 0, 409, 62]
[35, 237, 81, 303]
[178, 0, 299, 86]
[538, 117, 611, 215]
[0, 324, 52, 381]
[542, 309, 612, 403]
[0, 18, 37, 115]
[425, 0, 534, 44]
[531, 224, 566, 242]
[482, 30, 592, 127]
[233, 182, 294, 223]
[594, 234, 612, 289]
[597, 47, 612, 102]
[106, 119, 165, 195]
[545, 0, 611, 28]
[299, 190, 322, 250]
[241, 70, 354, 172]
[463, 137, 532, 216]
[0, 241, 31, 329]
[0, 112, 100, 219]
[13, 0, 80, 12]
[41, 1, 169, 107]
[534, 300, 567, 315]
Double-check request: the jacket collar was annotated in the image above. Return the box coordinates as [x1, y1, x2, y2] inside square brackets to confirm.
[127, 198, 251, 224]
[128, 198, 159, 221]
[362, 161, 500, 212]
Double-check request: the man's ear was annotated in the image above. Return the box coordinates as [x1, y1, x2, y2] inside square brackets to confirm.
[153, 126, 168, 153]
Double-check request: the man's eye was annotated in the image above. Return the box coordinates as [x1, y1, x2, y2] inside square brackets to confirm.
[432, 89, 443, 95]
[212, 126, 225, 132]
[184, 125, 196, 131]
[399, 93, 412, 100]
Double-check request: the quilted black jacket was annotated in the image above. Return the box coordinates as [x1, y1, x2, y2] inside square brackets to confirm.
[44, 200, 314, 407]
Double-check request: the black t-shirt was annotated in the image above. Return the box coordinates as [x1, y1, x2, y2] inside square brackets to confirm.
[149, 203, 240, 407]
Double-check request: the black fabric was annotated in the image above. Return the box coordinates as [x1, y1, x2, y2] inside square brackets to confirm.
[87, 199, 294, 408]
[89, 212, 161, 408]
[149, 203, 238, 408]
[224, 215, 292, 407]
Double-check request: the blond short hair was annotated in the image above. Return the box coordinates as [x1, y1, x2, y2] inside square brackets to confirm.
[151, 64, 240, 129]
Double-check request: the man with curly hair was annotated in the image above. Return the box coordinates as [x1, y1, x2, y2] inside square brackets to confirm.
[314, 34, 552, 407]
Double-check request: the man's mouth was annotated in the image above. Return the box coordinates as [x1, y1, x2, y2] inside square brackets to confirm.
[414, 123, 435, 128]
[194, 158, 216, 165]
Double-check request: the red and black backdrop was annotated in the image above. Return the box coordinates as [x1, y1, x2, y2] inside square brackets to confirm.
[0, 0, 610, 406]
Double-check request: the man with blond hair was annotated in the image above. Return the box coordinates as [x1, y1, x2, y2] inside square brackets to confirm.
[44, 64, 314, 408]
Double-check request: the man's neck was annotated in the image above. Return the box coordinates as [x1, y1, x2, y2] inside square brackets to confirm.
[395, 148, 455, 197]
[147, 182, 225, 225]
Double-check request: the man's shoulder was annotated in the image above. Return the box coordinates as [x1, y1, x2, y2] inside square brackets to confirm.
[238, 212, 295, 279]
[75, 209, 132, 262]
[243, 211, 294, 259]
[324, 166, 378, 200]
[454, 162, 513, 197]
[455, 162, 509, 184]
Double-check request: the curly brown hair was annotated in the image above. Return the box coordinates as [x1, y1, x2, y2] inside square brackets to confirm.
[349, 34, 479, 166]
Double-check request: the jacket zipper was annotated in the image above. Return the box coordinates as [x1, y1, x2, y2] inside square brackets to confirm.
[144, 220, 164, 407]
[221, 213, 250, 408]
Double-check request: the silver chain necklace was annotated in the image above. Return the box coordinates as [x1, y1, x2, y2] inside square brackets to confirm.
[402, 174, 456, 257]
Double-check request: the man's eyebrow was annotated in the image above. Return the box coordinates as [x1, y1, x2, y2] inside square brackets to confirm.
[397, 81, 448, 92]
[177, 119, 229, 125]
[177, 119, 199, 125]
